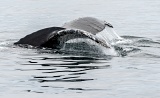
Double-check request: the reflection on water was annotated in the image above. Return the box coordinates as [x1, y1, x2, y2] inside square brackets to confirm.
[16, 55, 111, 93]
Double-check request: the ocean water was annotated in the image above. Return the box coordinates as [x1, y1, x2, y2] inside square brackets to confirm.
[0, 0, 160, 98]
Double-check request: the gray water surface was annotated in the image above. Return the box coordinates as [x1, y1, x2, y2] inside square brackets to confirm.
[0, 0, 160, 98]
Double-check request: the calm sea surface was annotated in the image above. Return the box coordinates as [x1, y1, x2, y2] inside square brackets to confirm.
[0, 0, 160, 98]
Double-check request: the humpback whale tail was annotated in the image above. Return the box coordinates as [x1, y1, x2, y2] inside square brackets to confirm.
[14, 17, 123, 55]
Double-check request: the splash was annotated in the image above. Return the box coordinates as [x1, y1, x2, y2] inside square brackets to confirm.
[96, 26, 123, 45]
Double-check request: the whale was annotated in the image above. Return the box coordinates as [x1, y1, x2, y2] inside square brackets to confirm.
[14, 17, 122, 51]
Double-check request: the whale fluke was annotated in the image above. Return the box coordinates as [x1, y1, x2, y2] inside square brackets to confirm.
[14, 17, 120, 50]
[63, 17, 107, 35]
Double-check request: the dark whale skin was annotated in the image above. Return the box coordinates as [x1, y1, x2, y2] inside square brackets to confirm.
[14, 27, 65, 48]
